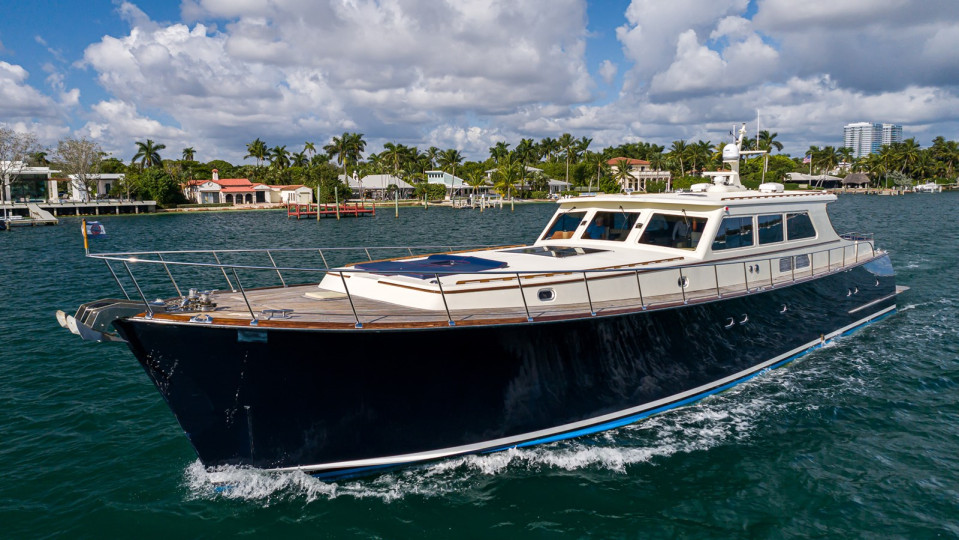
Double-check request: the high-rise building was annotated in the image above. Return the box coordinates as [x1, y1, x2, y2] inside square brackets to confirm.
[843, 122, 881, 159]
[843, 122, 903, 158]
[882, 123, 903, 146]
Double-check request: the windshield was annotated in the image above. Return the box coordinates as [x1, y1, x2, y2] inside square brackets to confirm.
[542, 211, 586, 240]
[582, 211, 641, 241]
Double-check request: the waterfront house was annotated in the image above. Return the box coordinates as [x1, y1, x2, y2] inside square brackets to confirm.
[607, 157, 671, 192]
[195, 170, 271, 204]
[1, 163, 59, 202]
[347, 174, 415, 200]
[270, 185, 313, 204]
[67, 173, 125, 201]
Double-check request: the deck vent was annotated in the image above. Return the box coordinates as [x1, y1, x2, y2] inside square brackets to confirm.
[759, 182, 784, 193]
[537, 288, 555, 302]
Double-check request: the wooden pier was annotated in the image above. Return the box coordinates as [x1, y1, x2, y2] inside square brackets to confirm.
[287, 202, 376, 219]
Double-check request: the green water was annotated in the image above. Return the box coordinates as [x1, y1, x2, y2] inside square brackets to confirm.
[1, 196, 957, 538]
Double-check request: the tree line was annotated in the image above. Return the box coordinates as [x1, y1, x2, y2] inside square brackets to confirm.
[1, 126, 957, 207]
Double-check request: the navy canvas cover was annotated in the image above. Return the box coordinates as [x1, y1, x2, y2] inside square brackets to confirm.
[354, 254, 507, 279]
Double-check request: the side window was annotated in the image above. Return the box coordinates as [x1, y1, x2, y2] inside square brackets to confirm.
[712, 217, 754, 251]
[583, 211, 640, 241]
[542, 211, 586, 240]
[786, 212, 816, 240]
[638, 213, 708, 249]
[758, 214, 784, 244]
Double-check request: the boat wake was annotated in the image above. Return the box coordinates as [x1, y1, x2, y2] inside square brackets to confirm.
[183, 384, 797, 503]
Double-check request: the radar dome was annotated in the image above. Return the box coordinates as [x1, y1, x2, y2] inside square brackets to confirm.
[722, 143, 739, 162]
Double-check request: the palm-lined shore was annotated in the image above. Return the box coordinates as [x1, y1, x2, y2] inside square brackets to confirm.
[3, 127, 957, 208]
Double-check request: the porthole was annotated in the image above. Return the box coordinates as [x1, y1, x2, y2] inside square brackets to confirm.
[537, 288, 555, 302]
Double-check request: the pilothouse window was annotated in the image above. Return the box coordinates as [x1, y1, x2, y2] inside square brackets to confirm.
[542, 211, 586, 240]
[758, 214, 784, 244]
[786, 212, 816, 240]
[583, 211, 640, 241]
[638, 213, 707, 249]
[712, 217, 754, 250]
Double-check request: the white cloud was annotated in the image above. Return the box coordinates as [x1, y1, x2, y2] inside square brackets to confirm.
[599, 60, 617, 85]
[0, 61, 67, 126]
[77, 0, 595, 162]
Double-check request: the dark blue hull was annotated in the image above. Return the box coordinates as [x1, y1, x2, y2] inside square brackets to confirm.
[114, 255, 897, 478]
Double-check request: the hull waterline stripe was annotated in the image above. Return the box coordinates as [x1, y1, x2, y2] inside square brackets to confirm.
[264, 303, 897, 476]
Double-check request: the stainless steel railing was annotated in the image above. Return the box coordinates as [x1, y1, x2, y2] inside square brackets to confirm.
[87, 237, 880, 327]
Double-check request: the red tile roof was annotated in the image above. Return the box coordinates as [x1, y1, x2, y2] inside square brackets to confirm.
[276, 184, 307, 190]
[220, 186, 256, 193]
[606, 157, 650, 166]
[214, 178, 252, 187]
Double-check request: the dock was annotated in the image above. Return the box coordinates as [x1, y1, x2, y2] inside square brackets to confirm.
[287, 202, 376, 219]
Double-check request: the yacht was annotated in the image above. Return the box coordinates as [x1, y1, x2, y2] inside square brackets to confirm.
[913, 182, 942, 193]
[58, 124, 904, 479]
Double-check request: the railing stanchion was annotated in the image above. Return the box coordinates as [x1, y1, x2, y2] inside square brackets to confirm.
[104, 260, 130, 300]
[791, 257, 796, 282]
[635, 270, 646, 309]
[714, 265, 722, 298]
[123, 262, 153, 318]
[769, 258, 774, 288]
[364, 248, 372, 261]
[318, 249, 329, 269]
[266, 250, 287, 287]
[212, 251, 235, 291]
[157, 252, 183, 298]
[434, 273, 455, 326]
[516, 273, 533, 322]
[231, 268, 258, 325]
[678, 268, 687, 304]
[743, 262, 750, 293]
[828, 249, 832, 272]
[338, 271, 362, 328]
[583, 272, 596, 316]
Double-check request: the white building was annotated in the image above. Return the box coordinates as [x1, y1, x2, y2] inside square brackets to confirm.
[346, 174, 415, 199]
[1, 163, 59, 202]
[68, 173, 125, 201]
[844, 122, 902, 158]
[882, 123, 903, 146]
[606, 157, 671, 192]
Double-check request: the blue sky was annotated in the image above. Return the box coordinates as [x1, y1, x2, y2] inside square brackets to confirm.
[1, 0, 957, 164]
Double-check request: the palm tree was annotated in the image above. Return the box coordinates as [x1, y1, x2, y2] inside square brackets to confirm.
[245, 138, 267, 168]
[612, 158, 637, 192]
[291, 151, 308, 168]
[489, 141, 511, 163]
[465, 170, 487, 199]
[382, 142, 406, 179]
[538, 137, 559, 162]
[181, 147, 196, 162]
[558, 133, 576, 184]
[494, 152, 521, 199]
[132, 139, 166, 170]
[437, 148, 464, 179]
[668, 140, 689, 177]
[303, 141, 316, 160]
[268, 145, 290, 169]
[324, 132, 367, 184]
[425, 146, 441, 169]
[30, 151, 49, 166]
[757, 130, 783, 153]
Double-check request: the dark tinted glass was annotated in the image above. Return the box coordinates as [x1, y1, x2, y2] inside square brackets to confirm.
[758, 214, 784, 244]
[712, 217, 754, 250]
[786, 213, 816, 240]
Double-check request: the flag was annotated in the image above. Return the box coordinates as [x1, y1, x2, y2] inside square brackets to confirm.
[802, 155, 811, 164]
[83, 220, 107, 238]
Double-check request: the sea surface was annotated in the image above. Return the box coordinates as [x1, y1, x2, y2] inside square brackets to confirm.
[1, 194, 957, 538]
